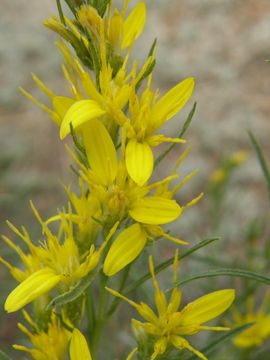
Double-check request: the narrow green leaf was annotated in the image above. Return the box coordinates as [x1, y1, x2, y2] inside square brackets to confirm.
[56, 0, 66, 25]
[124, 237, 219, 294]
[155, 102, 197, 167]
[248, 130, 270, 199]
[46, 270, 97, 310]
[136, 59, 156, 91]
[106, 264, 131, 317]
[135, 38, 157, 91]
[70, 123, 86, 156]
[97, 0, 110, 17]
[148, 38, 157, 57]
[168, 268, 270, 292]
[184, 323, 253, 360]
[0, 350, 12, 360]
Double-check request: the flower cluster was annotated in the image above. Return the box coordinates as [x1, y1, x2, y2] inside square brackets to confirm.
[0, 1, 239, 359]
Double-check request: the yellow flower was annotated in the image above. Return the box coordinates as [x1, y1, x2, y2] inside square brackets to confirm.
[78, 118, 184, 226]
[68, 118, 191, 276]
[59, 41, 153, 140]
[13, 311, 71, 360]
[231, 295, 270, 348]
[0, 220, 43, 282]
[210, 168, 226, 184]
[20, 34, 152, 140]
[77, 1, 146, 51]
[122, 76, 194, 185]
[3, 203, 118, 313]
[230, 150, 248, 166]
[70, 328, 92, 360]
[47, 179, 102, 245]
[106, 251, 235, 360]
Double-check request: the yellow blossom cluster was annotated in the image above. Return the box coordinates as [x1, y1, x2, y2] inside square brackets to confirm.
[0, 1, 240, 359]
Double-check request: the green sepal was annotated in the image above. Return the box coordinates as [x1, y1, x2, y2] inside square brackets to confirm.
[46, 270, 97, 310]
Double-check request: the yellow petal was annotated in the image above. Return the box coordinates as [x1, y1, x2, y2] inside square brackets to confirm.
[170, 336, 207, 360]
[122, 2, 146, 49]
[103, 223, 147, 276]
[60, 99, 106, 139]
[83, 118, 118, 187]
[108, 9, 123, 48]
[180, 289, 235, 326]
[52, 96, 75, 120]
[5, 268, 61, 313]
[151, 337, 168, 359]
[70, 329, 92, 360]
[126, 139, 154, 185]
[152, 77, 195, 129]
[129, 196, 182, 225]
[147, 134, 186, 147]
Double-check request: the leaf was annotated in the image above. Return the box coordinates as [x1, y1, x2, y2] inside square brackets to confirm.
[46, 270, 97, 310]
[124, 237, 219, 294]
[97, 0, 110, 17]
[155, 102, 197, 167]
[183, 323, 253, 360]
[56, 0, 65, 25]
[0, 350, 12, 360]
[168, 268, 270, 291]
[248, 130, 270, 199]
[148, 38, 157, 57]
[136, 59, 156, 91]
[135, 38, 157, 91]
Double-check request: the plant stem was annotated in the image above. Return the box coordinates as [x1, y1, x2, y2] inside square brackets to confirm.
[86, 285, 96, 340]
[91, 272, 108, 359]
[106, 264, 131, 317]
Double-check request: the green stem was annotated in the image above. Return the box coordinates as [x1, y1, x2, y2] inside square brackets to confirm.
[91, 272, 108, 359]
[56, 0, 66, 25]
[86, 286, 96, 340]
[106, 264, 131, 317]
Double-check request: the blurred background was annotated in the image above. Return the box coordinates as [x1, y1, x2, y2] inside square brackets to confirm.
[1, 0, 270, 358]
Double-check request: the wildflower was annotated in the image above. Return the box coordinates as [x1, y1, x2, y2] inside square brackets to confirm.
[230, 150, 248, 166]
[13, 311, 71, 360]
[47, 179, 102, 246]
[0, 221, 43, 282]
[59, 41, 153, 140]
[209, 150, 247, 186]
[77, 1, 146, 52]
[44, 14, 90, 49]
[231, 295, 270, 348]
[68, 118, 194, 275]
[78, 118, 184, 227]
[21, 33, 152, 141]
[106, 251, 235, 359]
[122, 76, 194, 185]
[3, 203, 118, 313]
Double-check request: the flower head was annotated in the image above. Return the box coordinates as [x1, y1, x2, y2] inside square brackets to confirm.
[13, 311, 71, 360]
[106, 251, 235, 359]
[231, 294, 270, 348]
[2, 203, 118, 313]
[66, 119, 200, 276]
